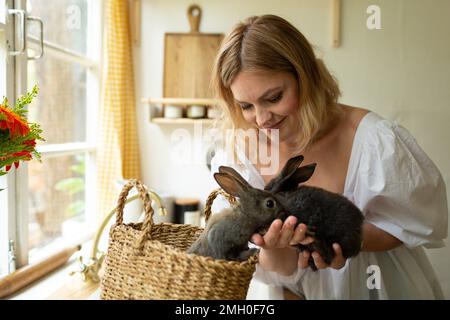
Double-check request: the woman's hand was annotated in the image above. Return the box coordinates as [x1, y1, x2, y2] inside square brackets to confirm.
[251, 216, 314, 249]
[250, 216, 315, 276]
[298, 243, 346, 270]
[251, 216, 347, 271]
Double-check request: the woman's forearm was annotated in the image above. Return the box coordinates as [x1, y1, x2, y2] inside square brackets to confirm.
[361, 222, 403, 252]
[258, 247, 299, 276]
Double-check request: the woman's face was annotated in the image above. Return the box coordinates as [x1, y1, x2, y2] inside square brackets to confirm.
[230, 70, 300, 143]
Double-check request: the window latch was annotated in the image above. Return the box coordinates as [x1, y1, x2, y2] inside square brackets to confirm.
[8, 240, 16, 273]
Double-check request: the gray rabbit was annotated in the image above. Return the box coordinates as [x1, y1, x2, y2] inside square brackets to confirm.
[187, 166, 286, 261]
[188, 155, 364, 270]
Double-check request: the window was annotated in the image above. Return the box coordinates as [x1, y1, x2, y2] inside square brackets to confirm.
[25, 0, 101, 264]
[0, 0, 102, 274]
[0, 0, 15, 277]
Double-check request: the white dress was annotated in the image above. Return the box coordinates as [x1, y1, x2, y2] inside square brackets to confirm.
[209, 112, 448, 299]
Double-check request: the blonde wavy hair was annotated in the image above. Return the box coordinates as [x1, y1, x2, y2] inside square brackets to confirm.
[211, 14, 342, 159]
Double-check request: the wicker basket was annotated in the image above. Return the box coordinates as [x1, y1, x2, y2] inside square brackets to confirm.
[100, 179, 258, 300]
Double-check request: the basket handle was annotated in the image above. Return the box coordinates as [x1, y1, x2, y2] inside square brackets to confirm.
[203, 188, 237, 222]
[115, 179, 154, 226]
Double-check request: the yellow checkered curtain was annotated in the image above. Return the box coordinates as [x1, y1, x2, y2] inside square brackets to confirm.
[98, 0, 141, 219]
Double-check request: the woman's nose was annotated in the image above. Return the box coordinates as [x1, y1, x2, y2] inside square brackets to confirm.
[255, 106, 272, 128]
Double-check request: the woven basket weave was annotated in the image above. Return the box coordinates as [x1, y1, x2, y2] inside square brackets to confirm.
[100, 179, 258, 300]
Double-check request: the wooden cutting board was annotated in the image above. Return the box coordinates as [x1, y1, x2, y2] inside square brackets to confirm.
[163, 5, 224, 99]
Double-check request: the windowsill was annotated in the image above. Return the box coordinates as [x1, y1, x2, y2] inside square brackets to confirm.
[8, 240, 100, 300]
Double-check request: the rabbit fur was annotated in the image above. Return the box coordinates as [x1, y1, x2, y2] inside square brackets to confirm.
[265, 155, 364, 270]
[187, 168, 286, 261]
[188, 155, 364, 270]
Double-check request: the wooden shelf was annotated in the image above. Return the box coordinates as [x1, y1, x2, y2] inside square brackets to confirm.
[150, 117, 215, 125]
[143, 97, 221, 124]
[142, 97, 218, 107]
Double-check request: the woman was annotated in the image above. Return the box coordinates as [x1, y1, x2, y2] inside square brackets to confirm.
[209, 14, 448, 299]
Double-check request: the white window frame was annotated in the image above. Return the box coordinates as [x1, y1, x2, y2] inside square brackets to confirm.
[0, 0, 19, 277]
[1, 0, 103, 271]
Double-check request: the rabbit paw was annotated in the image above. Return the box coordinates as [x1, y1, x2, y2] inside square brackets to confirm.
[238, 248, 259, 261]
[309, 257, 318, 271]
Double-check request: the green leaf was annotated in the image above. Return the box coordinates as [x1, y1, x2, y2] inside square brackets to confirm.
[14, 85, 38, 113]
[66, 200, 85, 218]
[54, 177, 84, 195]
[70, 161, 85, 175]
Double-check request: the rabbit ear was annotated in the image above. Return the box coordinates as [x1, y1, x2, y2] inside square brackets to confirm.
[214, 172, 249, 198]
[291, 163, 317, 184]
[264, 155, 304, 192]
[218, 166, 251, 188]
[266, 162, 316, 193]
[281, 155, 305, 175]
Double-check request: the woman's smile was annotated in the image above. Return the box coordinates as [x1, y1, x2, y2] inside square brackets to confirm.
[262, 116, 287, 130]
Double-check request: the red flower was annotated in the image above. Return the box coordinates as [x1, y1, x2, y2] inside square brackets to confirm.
[4, 161, 18, 171]
[1, 150, 32, 171]
[10, 151, 33, 159]
[23, 139, 36, 147]
[1, 86, 43, 176]
[5, 162, 20, 171]
[0, 104, 30, 137]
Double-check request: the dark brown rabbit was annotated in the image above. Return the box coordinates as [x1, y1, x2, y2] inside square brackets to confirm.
[264, 155, 364, 271]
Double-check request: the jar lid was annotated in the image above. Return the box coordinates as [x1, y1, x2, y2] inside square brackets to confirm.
[175, 198, 200, 206]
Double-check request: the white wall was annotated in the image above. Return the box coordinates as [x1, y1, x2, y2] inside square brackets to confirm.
[134, 0, 450, 298]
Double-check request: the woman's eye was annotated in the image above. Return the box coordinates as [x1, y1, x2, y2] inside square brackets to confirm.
[240, 104, 253, 110]
[267, 93, 282, 103]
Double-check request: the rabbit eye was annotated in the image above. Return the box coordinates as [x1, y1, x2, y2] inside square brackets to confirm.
[265, 199, 275, 208]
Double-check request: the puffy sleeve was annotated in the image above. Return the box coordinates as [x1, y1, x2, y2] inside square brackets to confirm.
[353, 118, 448, 249]
[252, 263, 306, 292]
